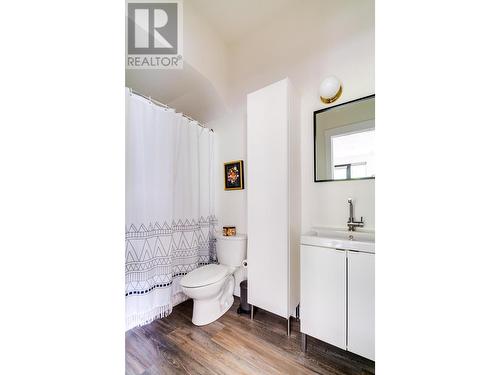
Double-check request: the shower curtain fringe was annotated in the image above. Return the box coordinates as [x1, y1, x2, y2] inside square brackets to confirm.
[126, 305, 172, 330]
[126, 292, 190, 330]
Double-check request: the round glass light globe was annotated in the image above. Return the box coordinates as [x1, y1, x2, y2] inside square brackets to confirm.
[319, 76, 342, 103]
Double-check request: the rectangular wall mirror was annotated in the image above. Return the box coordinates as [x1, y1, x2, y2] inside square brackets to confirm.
[314, 95, 375, 182]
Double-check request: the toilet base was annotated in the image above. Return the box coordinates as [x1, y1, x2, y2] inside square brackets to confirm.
[192, 294, 234, 326]
[188, 275, 235, 326]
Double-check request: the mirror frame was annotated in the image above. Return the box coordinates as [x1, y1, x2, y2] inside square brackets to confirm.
[313, 94, 375, 182]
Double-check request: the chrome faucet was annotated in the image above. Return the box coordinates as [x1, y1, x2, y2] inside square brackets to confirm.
[347, 198, 364, 231]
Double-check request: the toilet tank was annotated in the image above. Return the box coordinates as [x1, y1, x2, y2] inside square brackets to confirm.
[216, 233, 247, 267]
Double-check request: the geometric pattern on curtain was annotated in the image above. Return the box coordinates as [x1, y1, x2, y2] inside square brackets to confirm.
[125, 216, 217, 298]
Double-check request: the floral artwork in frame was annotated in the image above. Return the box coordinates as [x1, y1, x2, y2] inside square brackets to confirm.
[224, 160, 244, 190]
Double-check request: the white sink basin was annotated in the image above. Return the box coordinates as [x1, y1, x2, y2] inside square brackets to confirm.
[301, 227, 375, 253]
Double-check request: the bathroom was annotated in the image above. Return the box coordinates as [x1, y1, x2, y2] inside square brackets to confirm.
[3, 0, 500, 374]
[125, 1, 374, 373]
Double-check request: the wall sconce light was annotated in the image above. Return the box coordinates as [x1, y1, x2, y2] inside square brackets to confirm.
[319, 76, 342, 104]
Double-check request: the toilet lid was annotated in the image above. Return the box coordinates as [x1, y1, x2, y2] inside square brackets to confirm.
[180, 264, 229, 288]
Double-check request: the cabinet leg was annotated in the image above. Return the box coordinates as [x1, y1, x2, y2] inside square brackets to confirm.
[287, 317, 291, 336]
[301, 333, 307, 352]
[250, 305, 254, 320]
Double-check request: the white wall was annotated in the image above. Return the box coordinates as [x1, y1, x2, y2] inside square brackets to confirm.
[208, 105, 247, 233]
[213, 0, 375, 233]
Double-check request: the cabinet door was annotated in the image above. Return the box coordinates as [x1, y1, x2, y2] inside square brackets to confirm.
[301, 245, 346, 349]
[347, 251, 375, 360]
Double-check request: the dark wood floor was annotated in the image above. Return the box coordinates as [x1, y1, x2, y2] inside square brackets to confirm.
[126, 297, 375, 375]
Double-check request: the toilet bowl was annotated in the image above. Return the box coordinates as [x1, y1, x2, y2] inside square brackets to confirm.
[181, 233, 247, 326]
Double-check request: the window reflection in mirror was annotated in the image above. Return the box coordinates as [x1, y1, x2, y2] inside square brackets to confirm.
[314, 95, 375, 182]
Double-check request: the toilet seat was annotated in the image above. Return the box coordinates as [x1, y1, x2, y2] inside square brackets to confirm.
[180, 264, 230, 288]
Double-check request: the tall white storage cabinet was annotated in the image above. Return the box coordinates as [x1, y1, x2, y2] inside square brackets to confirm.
[246, 78, 301, 329]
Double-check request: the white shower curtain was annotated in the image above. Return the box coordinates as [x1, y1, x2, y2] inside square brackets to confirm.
[125, 89, 216, 330]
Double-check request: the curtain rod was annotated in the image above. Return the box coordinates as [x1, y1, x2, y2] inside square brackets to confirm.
[128, 88, 213, 132]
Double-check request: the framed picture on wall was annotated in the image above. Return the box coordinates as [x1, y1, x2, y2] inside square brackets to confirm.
[224, 160, 244, 190]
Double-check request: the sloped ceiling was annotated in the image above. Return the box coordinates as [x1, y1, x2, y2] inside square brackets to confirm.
[125, 62, 227, 124]
[187, 0, 292, 45]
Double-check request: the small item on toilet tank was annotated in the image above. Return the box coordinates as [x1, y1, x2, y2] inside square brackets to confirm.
[223, 226, 236, 236]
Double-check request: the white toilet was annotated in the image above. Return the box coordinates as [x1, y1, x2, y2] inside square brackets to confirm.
[180, 233, 247, 326]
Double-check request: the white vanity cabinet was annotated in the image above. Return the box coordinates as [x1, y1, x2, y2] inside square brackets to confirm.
[347, 251, 375, 360]
[300, 245, 346, 349]
[300, 243, 375, 361]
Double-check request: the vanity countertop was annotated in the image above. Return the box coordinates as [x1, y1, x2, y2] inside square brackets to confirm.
[301, 227, 375, 253]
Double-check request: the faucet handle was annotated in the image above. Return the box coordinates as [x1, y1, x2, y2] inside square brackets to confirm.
[361, 216, 364, 222]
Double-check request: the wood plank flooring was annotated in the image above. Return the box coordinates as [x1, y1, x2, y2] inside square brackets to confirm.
[126, 297, 375, 375]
